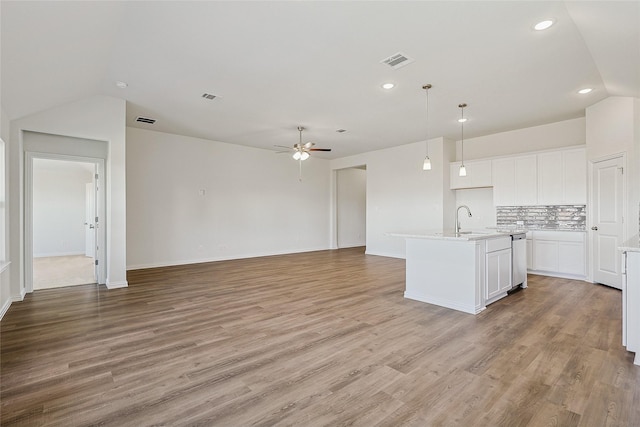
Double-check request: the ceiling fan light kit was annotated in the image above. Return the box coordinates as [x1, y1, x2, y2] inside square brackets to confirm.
[274, 126, 332, 181]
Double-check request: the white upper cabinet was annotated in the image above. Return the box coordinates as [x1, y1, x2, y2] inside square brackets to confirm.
[537, 148, 586, 205]
[492, 155, 537, 206]
[491, 158, 515, 205]
[455, 146, 585, 205]
[562, 148, 587, 204]
[450, 159, 492, 189]
[537, 152, 564, 205]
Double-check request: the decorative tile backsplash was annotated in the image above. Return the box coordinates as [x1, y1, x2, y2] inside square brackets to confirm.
[497, 205, 586, 231]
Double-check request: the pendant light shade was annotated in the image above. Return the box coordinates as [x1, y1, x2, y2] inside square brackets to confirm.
[458, 103, 467, 177]
[422, 84, 432, 171]
[423, 157, 432, 170]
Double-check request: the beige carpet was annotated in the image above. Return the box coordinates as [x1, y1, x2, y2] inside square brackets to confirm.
[33, 255, 96, 290]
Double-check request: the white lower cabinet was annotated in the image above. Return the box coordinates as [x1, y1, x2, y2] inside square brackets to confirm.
[530, 231, 586, 278]
[533, 240, 558, 272]
[622, 250, 640, 365]
[485, 237, 512, 303]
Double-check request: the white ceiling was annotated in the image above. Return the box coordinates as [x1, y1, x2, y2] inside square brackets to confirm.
[2, 1, 639, 159]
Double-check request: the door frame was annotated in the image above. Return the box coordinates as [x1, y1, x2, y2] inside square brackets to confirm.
[24, 152, 107, 292]
[588, 152, 626, 284]
[331, 165, 367, 250]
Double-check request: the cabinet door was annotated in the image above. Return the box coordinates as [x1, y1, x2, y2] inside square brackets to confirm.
[450, 160, 493, 189]
[450, 161, 473, 189]
[486, 248, 512, 299]
[492, 158, 515, 206]
[537, 152, 563, 205]
[558, 241, 585, 276]
[526, 239, 533, 269]
[472, 160, 493, 187]
[563, 148, 586, 204]
[534, 240, 559, 271]
[514, 155, 538, 205]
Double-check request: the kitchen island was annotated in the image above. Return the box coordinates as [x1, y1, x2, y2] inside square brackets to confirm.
[390, 231, 525, 315]
[620, 246, 640, 365]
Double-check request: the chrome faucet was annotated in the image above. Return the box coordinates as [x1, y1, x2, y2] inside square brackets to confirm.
[455, 205, 473, 234]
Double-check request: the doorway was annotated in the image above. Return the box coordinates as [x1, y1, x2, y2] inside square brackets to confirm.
[336, 166, 366, 248]
[26, 154, 106, 291]
[591, 155, 625, 289]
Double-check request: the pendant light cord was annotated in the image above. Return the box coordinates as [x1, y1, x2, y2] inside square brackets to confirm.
[461, 107, 464, 166]
[424, 85, 430, 157]
[459, 103, 466, 166]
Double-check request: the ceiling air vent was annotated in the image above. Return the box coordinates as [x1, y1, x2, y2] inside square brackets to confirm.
[201, 93, 217, 100]
[380, 52, 414, 70]
[136, 116, 156, 124]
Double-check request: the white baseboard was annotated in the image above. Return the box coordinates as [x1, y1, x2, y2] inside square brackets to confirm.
[404, 291, 484, 315]
[527, 269, 587, 281]
[126, 246, 331, 271]
[364, 250, 405, 259]
[34, 251, 86, 258]
[0, 298, 11, 321]
[106, 280, 128, 289]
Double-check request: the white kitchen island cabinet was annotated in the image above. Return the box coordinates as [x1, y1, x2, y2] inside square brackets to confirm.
[621, 248, 640, 365]
[391, 232, 517, 315]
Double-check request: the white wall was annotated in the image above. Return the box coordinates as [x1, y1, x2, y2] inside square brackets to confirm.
[126, 127, 331, 269]
[331, 137, 456, 258]
[10, 95, 127, 295]
[33, 159, 92, 257]
[586, 97, 640, 247]
[0, 0, 12, 319]
[0, 106, 10, 319]
[457, 117, 586, 160]
[454, 188, 496, 230]
[336, 167, 366, 248]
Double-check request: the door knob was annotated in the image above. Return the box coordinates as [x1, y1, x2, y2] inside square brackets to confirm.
[89, 224, 95, 229]
[591, 226, 598, 231]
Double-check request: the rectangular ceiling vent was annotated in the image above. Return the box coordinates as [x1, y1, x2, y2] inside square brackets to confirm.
[380, 52, 414, 69]
[201, 93, 217, 100]
[136, 116, 156, 124]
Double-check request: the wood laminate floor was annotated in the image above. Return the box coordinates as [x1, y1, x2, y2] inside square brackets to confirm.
[1, 247, 639, 426]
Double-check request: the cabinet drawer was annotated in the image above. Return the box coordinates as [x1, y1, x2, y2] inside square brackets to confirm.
[486, 236, 511, 252]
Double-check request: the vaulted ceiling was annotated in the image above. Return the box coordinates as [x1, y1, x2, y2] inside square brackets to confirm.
[2, 1, 639, 158]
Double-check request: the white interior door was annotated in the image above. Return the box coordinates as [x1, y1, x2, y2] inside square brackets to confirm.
[85, 182, 96, 258]
[592, 156, 624, 289]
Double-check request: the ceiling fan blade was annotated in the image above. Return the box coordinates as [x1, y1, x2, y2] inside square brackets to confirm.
[274, 145, 294, 150]
[275, 151, 292, 154]
[309, 148, 332, 152]
[303, 142, 315, 149]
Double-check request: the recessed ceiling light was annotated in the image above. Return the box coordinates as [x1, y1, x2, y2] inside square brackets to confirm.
[336, 129, 347, 133]
[382, 83, 395, 90]
[115, 81, 128, 89]
[458, 118, 467, 123]
[534, 20, 554, 31]
[578, 88, 593, 94]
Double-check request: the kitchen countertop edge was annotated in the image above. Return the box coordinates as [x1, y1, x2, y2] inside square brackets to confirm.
[388, 231, 518, 241]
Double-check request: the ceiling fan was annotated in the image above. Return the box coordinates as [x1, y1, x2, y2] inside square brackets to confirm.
[275, 126, 331, 180]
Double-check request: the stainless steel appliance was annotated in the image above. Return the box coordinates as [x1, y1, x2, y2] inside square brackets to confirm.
[511, 233, 527, 289]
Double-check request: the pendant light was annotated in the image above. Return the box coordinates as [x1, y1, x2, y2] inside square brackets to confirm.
[458, 103, 467, 177]
[422, 84, 432, 171]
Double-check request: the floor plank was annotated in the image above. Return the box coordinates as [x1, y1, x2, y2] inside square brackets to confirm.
[2, 247, 639, 426]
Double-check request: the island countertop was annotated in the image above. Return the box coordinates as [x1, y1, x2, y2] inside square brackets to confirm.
[388, 229, 525, 241]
